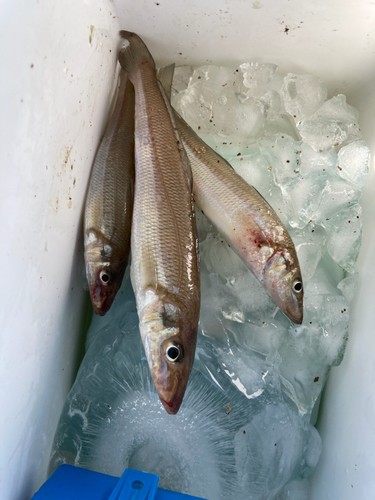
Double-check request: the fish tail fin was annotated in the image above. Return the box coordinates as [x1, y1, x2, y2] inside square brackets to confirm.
[157, 64, 175, 102]
[118, 31, 155, 76]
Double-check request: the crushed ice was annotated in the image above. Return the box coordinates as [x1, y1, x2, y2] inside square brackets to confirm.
[49, 64, 369, 500]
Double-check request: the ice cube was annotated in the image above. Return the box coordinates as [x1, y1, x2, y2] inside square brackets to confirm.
[205, 137, 254, 158]
[199, 232, 277, 327]
[240, 62, 279, 97]
[338, 139, 371, 188]
[265, 134, 302, 186]
[262, 112, 302, 142]
[312, 176, 361, 223]
[261, 91, 301, 141]
[229, 320, 285, 357]
[172, 65, 194, 92]
[319, 203, 362, 271]
[290, 224, 327, 283]
[199, 231, 248, 281]
[215, 342, 271, 397]
[263, 185, 290, 226]
[281, 172, 329, 229]
[177, 65, 243, 137]
[337, 272, 359, 302]
[308, 294, 349, 367]
[228, 149, 275, 193]
[198, 263, 245, 333]
[190, 65, 243, 96]
[174, 64, 267, 148]
[306, 253, 345, 297]
[281, 73, 328, 122]
[299, 142, 338, 176]
[227, 270, 278, 325]
[199, 280, 245, 336]
[211, 95, 266, 140]
[171, 86, 213, 135]
[261, 90, 284, 121]
[297, 94, 362, 151]
[234, 404, 321, 499]
[277, 291, 349, 413]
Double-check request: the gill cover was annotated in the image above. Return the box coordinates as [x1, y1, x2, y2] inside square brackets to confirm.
[263, 249, 303, 324]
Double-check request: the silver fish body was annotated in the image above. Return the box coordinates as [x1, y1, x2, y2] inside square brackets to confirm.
[84, 71, 135, 316]
[118, 32, 200, 414]
[158, 65, 303, 324]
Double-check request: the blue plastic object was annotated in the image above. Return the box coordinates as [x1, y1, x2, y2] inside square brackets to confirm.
[32, 465, 204, 500]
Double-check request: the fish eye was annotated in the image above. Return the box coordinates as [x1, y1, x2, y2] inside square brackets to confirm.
[99, 270, 111, 285]
[293, 279, 303, 294]
[165, 343, 183, 363]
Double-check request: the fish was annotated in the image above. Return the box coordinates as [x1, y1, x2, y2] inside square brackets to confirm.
[118, 31, 200, 414]
[158, 64, 303, 324]
[84, 70, 135, 316]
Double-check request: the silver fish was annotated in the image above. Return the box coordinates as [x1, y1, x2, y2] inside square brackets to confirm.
[118, 31, 200, 414]
[158, 64, 303, 324]
[84, 70, 135, 316]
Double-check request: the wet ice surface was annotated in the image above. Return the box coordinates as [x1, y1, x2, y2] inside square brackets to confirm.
[50, 64, 369, 499]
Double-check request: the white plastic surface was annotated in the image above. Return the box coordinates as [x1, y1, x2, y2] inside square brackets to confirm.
[1, 1, 374, 499]
[0, 2, 120, 498]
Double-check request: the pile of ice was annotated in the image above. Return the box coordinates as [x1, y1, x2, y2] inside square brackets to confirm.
[49, 63, 370, 500]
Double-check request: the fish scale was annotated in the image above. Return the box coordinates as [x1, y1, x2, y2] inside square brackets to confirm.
[176, 110, 303, 322]
[119, 31, 200, 415]
[157, 64, 303, 324]
[85, 75, 134, 251]
[84, 71, 135, 316]
[130, 70, 197, 298]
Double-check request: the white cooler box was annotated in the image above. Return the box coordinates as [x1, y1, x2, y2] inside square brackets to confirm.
[1, 1, 374, 499]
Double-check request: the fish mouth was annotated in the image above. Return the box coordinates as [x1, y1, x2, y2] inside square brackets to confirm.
[268, 290, 303, 325]
[286, 306, 303, 325]
[90, 289, 115, 316]
[159, 396, 182, 415]
[92, 302, 109, 316]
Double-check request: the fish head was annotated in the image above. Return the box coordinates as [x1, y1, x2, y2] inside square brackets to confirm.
[141, 294, 197, 415]
[86, 260, 125, 316]
[263, 248, 303, 324]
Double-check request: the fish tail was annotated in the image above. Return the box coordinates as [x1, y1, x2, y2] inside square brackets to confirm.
[118, 31, 156, 76]
[157, 64, 175, 102]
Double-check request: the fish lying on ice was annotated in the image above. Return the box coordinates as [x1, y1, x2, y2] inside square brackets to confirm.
[84, 70, 135, 316]
[158, 64, 303, 324]
[118, 31, 200, 414]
